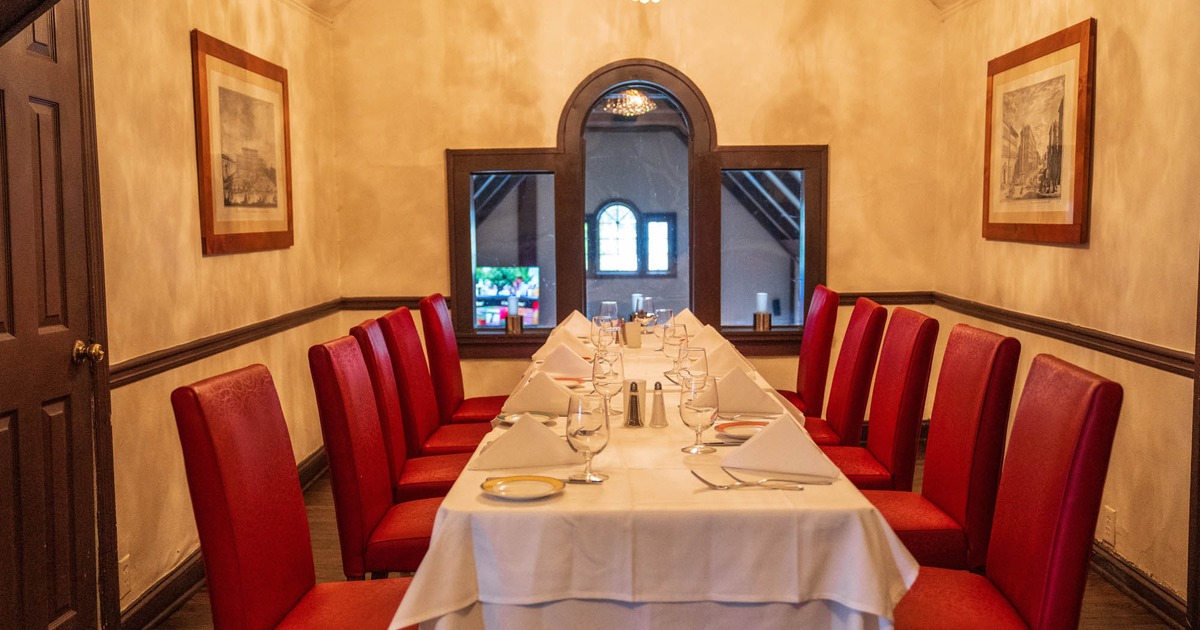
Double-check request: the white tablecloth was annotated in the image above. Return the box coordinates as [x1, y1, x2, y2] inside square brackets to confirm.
[390, 346, 918, 629]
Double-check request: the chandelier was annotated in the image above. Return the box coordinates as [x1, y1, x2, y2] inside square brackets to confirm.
[602, 89, 658, 117]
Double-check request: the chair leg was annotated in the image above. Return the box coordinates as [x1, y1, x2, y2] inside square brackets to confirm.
[370, 571, 389, 580]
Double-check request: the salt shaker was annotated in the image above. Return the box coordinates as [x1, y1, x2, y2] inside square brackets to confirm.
[624, 382, 643, 427]
[648, 381, 668, 428]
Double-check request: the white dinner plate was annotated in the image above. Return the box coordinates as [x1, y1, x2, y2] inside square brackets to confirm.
[495, 412, 558, 427]
[481, 475, 565, 501]
[715, 420, 769, 440]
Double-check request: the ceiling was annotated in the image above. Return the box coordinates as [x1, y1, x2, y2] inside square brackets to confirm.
[295, 0, 966, 21]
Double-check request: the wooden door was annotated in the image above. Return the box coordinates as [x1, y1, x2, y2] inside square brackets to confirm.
[0, 2, 109, 628]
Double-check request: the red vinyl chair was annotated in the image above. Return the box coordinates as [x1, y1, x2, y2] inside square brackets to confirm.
[894, 354, 1124, 629]
[170, 365, 413, 630]
[351, 318, 471, 501]
[776, 284, 839, 417]
[420, 293, 507, 423]
[861, 324, 1020, 570]
[822, 308, 938, 491]
[380, 307, 492, 456]
[309, 337, 443, 578]
[804, 297, 887, 446]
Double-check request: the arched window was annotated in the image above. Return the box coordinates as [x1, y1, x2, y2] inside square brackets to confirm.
[596, 203, 638, 272]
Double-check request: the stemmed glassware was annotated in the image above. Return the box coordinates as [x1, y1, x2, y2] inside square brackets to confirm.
[590, 315, 617, 349]
[679, 347, 708, 381]
[679, 375, 719, 454]
[635, 297, 657, 333]
[599, 301, 619, 321]
[592, 348, 626, 428]
[652, 308, 673, 347]
[662, 324, 688, 380]
[565, 393, 609, 483]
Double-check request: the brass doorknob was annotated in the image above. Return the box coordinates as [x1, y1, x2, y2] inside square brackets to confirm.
[72, 340, 106, 365]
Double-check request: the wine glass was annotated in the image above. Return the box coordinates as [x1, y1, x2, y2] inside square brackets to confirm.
[636, 297, 657, 333]
[662, 324, 688, 380]
[679, 347, 708, 381]
[592, 348, 626, 426]
[679, 375, 719, 454]
[599, 300, 619, 320]
[590, 315, 615, 349]
[565, 393, 609, 483]
[652, 308, 673, 346]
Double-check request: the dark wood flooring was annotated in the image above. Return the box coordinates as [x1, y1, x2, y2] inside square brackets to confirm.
[153, 471, 1174, 630]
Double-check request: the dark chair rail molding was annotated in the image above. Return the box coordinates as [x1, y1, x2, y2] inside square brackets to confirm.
[109, 291, 1195, 390]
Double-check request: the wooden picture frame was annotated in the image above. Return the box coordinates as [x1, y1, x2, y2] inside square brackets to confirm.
[190, 30, 293, 255]
[983, 18, 1095, 244]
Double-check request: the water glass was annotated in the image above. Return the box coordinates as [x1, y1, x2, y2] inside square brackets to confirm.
[590, 315, 616, 348]
[599, 301, 619, 320]
[592, 349, 626, 421]
[662, 324, 688, 379]
[565, 393, 609, 483]
[679, 347, 709, 381]
[679, 376, 718, 454]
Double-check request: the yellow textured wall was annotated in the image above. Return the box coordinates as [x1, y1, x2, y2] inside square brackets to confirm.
[933, 0, 1200, 594]
[331, 0, 945, 297]
[89, 0, 339, 606]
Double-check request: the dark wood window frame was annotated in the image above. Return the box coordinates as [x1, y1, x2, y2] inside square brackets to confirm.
[446, 59, 828, 358]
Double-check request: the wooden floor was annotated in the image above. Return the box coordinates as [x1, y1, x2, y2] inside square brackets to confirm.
[155, 472, 1174, 630]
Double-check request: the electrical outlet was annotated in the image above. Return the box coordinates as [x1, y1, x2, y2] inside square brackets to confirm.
[118, 555, 131, 598]
[1102, 505, 1117, 546]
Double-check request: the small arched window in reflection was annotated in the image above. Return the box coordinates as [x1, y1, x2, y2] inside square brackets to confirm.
[597, 202, 639, 272]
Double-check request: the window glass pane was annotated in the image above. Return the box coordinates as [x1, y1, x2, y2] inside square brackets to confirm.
[598, 204, 638, 271]
[647, 221, 669, 271]
[720, 169, 805, 326]
[583, 85, 689, 317]
[471, 172, 555, 330]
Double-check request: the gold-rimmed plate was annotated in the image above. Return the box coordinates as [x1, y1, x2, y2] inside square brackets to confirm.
[715, 420, 769, 440]
[495, 412, 557, 427]
[480, 475, 565, 501]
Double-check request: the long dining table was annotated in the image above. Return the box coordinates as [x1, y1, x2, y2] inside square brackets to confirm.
[388, 328, 918, 630]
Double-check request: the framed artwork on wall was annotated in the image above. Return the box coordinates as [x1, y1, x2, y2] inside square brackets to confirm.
[190, 30, 293, 255]
[983, 18, 1095, 245]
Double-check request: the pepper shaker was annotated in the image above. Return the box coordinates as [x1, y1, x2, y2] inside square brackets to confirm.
[624, 381, 643, 427]
[648, 381, 668, 428]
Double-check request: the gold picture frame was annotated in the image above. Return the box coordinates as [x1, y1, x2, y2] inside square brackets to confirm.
[191, 30, 293, 255]
[983, 19, 1095, 244]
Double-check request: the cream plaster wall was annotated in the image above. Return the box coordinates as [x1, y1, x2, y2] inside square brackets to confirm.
[331, 0, 945, 297]
[89, 0, 340, 607]
[931, 0, 1200, 595]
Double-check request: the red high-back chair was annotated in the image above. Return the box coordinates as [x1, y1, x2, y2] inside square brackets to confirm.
[309, 337, 443, 578]
[804, 297, 887, 446]
[894, 354, 1123, 629]
[419, 293, 507, 423]
[170, 365, 412, 629]
[379, 307, 491, 456]
[777, 284, 839, 417]
[350, 318, 471, 501]
[822, 308, 938, 491]
[862, 324, 1020, 570]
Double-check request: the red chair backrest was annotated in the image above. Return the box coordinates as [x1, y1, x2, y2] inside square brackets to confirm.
[920, 324, 1020, 570]
[822, 297, 887, 445]
[795, 284, 839, 417]
[986, 354, 1123, 630]
[379, 307, 443, 451]
[308, 337, 395, 579]
[170, 365, 315, 630]
[863, 308, 938, 491]
[350, 318, 412, 480]
[420, 293, 464, 424]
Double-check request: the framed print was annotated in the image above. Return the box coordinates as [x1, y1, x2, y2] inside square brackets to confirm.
[983, 18, 1095, 244]
[191, 30, 293, 255]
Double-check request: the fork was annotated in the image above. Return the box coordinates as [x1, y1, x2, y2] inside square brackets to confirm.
[720, 467, 810, 486]
[689, 470, 803, 491]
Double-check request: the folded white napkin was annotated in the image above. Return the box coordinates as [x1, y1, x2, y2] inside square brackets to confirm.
[703, 368, 783, 415]
[671, 308, 704, 333]
[502, 372, 575, 414]
[708, 341, 752, 378]
[540, 345, 591, 378]
[532, 327, 593, 360]
[468, 416, 583, 470]
[722, 416, 841, 482]
[558, 310, 592, 337]
[690, 325, 726, 351]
